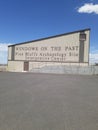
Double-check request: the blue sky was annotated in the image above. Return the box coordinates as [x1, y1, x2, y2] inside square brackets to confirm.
[0, 0, 98, 64]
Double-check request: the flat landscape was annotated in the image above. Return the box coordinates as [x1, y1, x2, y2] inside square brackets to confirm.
[0, 72, 98, 130]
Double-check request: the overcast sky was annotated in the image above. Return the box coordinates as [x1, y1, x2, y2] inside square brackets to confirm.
[0, 0, 98, 64]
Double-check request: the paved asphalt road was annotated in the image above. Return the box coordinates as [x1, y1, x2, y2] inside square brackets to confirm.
[0, 72, 98, 130]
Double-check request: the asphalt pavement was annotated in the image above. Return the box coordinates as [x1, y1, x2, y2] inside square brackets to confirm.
[0, 72, 98, 130]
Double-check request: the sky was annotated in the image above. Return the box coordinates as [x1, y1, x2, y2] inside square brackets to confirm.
[0, 0, 98, 64]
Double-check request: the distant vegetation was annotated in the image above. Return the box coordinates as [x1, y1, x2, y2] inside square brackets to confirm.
[0, 64, 7, 71]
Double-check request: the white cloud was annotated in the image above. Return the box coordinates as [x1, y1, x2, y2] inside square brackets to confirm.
[0, 43, 11, 64]
[77, 3, 98, 14]
[0, 43, 9, 51]
[90, 50, 98, 64]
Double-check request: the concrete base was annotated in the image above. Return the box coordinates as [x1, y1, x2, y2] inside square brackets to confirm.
[30, 65, 98, 75]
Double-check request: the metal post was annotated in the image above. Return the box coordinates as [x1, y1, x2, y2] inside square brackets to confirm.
[79, 32, 86, 63]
